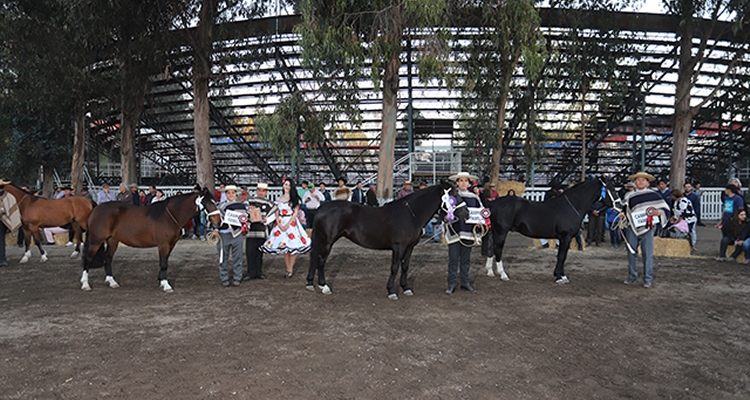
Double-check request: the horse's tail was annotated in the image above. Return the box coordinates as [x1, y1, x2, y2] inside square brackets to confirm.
[83, 236, 107, 269]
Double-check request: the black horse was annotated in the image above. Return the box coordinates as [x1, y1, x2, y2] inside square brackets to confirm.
[307, 181, 470, 299]
[487, 178, 621, 284]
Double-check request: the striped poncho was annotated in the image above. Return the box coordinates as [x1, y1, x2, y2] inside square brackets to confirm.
[623, 188, 671, 236]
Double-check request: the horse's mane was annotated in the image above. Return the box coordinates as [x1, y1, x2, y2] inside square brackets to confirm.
[145, 192, 194, 220]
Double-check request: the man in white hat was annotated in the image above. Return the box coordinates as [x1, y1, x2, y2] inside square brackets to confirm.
[0, 178, 20, 267]
[243, 183, 277, 281]
[215, 185, 248, 286]
[619, 171, 670, 289]
[396, 180, 413, 199]
[444, 171, 482, 294]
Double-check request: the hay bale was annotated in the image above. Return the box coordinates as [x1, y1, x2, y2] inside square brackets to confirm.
[532, 238, 585, 250]
[651, 237, 692, 257]
[496, 180, 526, 197]
[53, 233, 70, 246]
[724, 245, 746, 262]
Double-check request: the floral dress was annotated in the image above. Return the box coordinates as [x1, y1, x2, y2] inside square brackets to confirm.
[261, 201, 311, 255]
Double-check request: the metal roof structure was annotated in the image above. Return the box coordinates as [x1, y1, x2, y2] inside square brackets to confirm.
[84, 8, 750, 188]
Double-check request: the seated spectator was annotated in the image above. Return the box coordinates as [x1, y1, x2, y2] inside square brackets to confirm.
[717, 209, 750, 263]
[667, 189, 697, 249]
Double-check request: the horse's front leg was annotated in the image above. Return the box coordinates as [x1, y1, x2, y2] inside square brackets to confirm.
[386, 249, 402, 300]
[554, 237, 572, 284]
[308, 237, 333, 295]
[29, 227, 47, 263]
[157, 244, 175, 293]
[19, 226, 33, 263]
[491, 230, 510, 281]
[399, 245, 416, 297]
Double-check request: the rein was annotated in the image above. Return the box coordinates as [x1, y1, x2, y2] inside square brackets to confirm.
[404, 201, 417, 218]
[165, 205, 180, 226]
[562, 194, 582, 218]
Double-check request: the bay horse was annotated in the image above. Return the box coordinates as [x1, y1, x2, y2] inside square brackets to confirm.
[81, 188, 221, 292]
[3, 184, 93, 262]
[306, 181, 469, 300]
[487, 178, 621, 284]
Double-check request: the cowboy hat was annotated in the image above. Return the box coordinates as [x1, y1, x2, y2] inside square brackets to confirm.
[627, 171, 655, 182]
[0, 178, 11, 185]
[449, 172, 479, 182]
[256, 182, 268, 190]
[221, 185, 240, 192]
[403, 180, 412, 185]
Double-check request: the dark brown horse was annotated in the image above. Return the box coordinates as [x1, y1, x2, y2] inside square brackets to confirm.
[307, 181, 469, 299]
[81, 188, 221, 292]
[4, 184, 93, 263]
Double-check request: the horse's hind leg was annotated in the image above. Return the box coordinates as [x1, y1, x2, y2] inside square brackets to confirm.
[386, 249, 402, 300]
[399, 245, 416, 297]
[70, 221, 82, 258]
[19, 227, 33, 263]
[157, 244, 175, 293]
[30, 227, 47, 263]
[308, 234, 333, 294]
[103, 239, 120, 288]
[492, 230, 510, 281]
[554, 237, 572, 284]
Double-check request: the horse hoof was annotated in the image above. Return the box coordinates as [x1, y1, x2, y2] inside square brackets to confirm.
[403, 289, 414, 296]
[500, 272, 509, 281]
[19, 257, 28, 264]
[555, 276, 570, 284]
[160, 280, 173, 293]
[70, 251, 79, 258]
[164, 288, 174, 293]
[486, 270, 495, 277]
[387, 293, 398, 300]
[306, 285, 315, 292]
[105, 276, 120, 289]
[81, 284, 91, 291]
[40, 255, 48, 263]
[319, 285, 332, 295]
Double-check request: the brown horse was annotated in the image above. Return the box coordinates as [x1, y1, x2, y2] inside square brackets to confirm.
[81, 187, 221, 292]
[4, 184, 93, 263]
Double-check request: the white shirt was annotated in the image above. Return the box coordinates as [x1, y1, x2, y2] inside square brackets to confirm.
[302, 190, 325, 210]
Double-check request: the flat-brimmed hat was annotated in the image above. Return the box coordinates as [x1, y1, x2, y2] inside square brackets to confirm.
[627, 171, 655, 182]
[403, 180, 412, 185]
[221, 185, 240, 192]
[0, 178, 11, 185]
[449, 172, 479, 182]
[256, 182, 268, 190]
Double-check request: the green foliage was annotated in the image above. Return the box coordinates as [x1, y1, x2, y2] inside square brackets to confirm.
[255, 93, 325, 168]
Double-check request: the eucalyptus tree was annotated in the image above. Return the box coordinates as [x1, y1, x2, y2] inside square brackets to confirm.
[664, 0, 749, 189]
[296, 0, 449, 201]
[453, 0, 546, 186]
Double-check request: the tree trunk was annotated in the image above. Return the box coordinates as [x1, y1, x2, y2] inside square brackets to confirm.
[670, 20, 696, 190]
[120, 107, 139, 185]
[375, 47, 401, 202]
[41, 166, 54, 199]
[193, 0, 217, 192]
[70, 113, 85, 195]
[489, 89, 509, 187]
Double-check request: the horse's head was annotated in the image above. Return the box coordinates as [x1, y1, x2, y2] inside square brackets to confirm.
[438, 181, 470, 223]
[196, 187, 222, 228]
[599, 177, 623, 212]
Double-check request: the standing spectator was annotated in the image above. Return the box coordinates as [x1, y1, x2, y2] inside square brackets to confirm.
[302, 184, 325, 228]
[0, 178, 22, 267]
[670, 189, 697, 249]
[444, 172, 482, 294]
[683, 182, 701, 228]
[53, 186, 64, 199]
[243, 182, 277, 281]
[191, 184, 206, 241]
[333, 177, 351, 201]
[262, 177, 311, 278]
[81, 187, 96, 205]
[215, 184, 228, 204]
[620, 171, 670, 289]
[693, 180, 705, 225]
[717, 209, 750, 263]
[97, 183, 116, 204]
[396, 180, 414, 199]
[656, 179, 672, 208]
[606, 207, 622, 248]
[587, 198, 607, 247]
[319, 182, 332, 204]
[720, 184, 744, 227]
[214, 185, 247, 287]
[138, 189, 146, 206]
[351, 181, 365, 204]
[144, 185, 157, 205]
[297, 181, 309, 199]
[115, 183, 131, 204]
[506, 189, 516, 197]
[240, 188, 249, 201]
[365, 183, 378, 206]
[129, 184, 141, 206]
[151, 189, 166, 204]
[721, 178, 744, 204]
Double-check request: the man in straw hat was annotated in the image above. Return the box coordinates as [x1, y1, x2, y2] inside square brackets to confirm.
[0, 178, 21, 267]
[214, 185, 248, 286]
[243, 182, 277, 281]
[444, 171, 483, 294]
[619, 171, 670, 289]
[396, 180, 413, 199]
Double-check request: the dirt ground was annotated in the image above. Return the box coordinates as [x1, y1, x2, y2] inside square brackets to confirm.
[1, 222, 749, 399]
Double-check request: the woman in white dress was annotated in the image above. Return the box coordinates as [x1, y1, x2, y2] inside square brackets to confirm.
[261, 177, 310, 278]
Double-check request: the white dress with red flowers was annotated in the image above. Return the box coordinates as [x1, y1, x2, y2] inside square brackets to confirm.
[261, 201, 311, 255]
